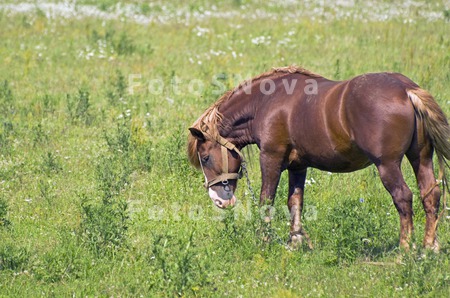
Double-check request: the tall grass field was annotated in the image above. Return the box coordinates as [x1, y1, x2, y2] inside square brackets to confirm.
[0, 0, 449, 296]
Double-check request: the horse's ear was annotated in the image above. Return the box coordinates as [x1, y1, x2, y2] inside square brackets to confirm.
[189, 127, 206, 142]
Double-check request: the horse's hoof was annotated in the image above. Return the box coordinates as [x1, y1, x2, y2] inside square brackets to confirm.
[262, 235, 271, 243]
[287, 234, 303, 250]
[424, 240, 440, 253]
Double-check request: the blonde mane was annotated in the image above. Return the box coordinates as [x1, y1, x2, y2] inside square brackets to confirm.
[187, 66, 321, 168]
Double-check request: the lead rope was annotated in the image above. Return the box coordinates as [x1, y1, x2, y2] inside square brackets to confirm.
[422, 156, 449, 245]
[435, 156, 449, 227]
[240, 159, 292, 248]
[240, 161, 257, 205]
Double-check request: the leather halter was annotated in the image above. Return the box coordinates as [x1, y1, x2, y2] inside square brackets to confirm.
[196, 130, 245, 189]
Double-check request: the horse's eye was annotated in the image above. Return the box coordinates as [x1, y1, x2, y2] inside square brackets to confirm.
[201, 155, 210, 164]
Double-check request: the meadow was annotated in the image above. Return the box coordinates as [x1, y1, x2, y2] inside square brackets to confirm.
[0, 0, 449, 296]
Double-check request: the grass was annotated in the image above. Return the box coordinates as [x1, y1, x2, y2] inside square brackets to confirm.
[0, 0, 449, 296]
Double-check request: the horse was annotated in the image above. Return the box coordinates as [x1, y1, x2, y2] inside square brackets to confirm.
[187, 66, 450, 251]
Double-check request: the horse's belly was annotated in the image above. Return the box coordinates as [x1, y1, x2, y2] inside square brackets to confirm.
[289, 147, 372, 173]
[309, 154, 372, 172]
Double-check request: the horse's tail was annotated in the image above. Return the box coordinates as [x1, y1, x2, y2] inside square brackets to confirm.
[407, 88, 450, 221]
[407, 88, 450, 161]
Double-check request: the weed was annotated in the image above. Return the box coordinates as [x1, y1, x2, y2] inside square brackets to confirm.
[32, 123, 49, 147]
[139, 3, 151, 15]
[149, 232, 211, 296]
[160, 127, 191, 176]
[115, 32, 136, 56]
[41, 151, 62, 175]
[106, 70, 128, 106]
[0, 244, 30, 271]
[38, 178, 55, 204]
[87, 24, 140, 59]
[133, 142, 153, 172]
[334, 59, 341, 80]
[80, 195, 129, 256]
[80, 120, 134, 255]
[221, 208, 239, 241]
[33, 229, 88, 283]
[104, 120, 132, 154]
[96, 155, 132, 199]
[399, 252, 450, 295]
[0, 121, 14, 155]
[90, 27, 115, 44]
[41, 94, 56, 115]
[233, 0, 243, 7]
[67, 88, 93, 125]
[0, 80, 14, 117]
[103, 118, 152, 172]
[97, 0, 118, 11]
[0, 198, 10, 227]
[321, 197, 396, 265]
[444, 10, 450, 21]
[130, 117, 149, 146]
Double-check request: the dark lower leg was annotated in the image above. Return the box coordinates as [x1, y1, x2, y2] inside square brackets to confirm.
[288, 170, 306, 234]
[420, 176, 441, 249]
[287, 169, 313, 249]
[258, 155, 283, 222]
[378, 163, 414, 249]
[407, 148, 441, 250]
[406, 128, 443, 250]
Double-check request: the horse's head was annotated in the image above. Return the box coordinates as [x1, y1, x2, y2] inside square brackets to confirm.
[188, 127, 244, 209]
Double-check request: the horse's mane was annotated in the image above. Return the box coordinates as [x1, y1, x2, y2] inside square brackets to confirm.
[187, 66, 321, 168]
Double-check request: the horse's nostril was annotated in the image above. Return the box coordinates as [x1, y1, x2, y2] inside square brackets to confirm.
[215, 200, 223, 206]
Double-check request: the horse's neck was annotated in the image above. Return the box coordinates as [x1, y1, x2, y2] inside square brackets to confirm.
[218, 93, 257, 148]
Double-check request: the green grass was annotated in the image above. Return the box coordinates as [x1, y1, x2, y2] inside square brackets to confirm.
[0, 0, 450, 296]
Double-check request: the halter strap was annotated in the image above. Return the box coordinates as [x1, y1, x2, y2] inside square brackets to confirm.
[196, 129, 245, 188]
[222, 144, 228, 175]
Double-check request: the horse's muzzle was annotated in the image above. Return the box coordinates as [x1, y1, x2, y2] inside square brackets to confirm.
[208, 187, 237, 209]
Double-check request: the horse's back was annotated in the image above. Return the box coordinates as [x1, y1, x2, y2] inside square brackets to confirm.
[342, 72, 417, 164]
[261, 72, 418, 171]
[291, 72, 417, 170]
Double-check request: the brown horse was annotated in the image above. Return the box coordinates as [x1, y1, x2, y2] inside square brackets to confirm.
[188, 66, 450, 250]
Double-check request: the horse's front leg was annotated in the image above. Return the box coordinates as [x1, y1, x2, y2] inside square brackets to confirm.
[259, 152, 284, 223]
[257, 153, 284, 242]
[287, 169, 313, 249]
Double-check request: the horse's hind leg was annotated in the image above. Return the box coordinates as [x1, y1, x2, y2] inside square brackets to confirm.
[406, 134, 441, 251]
[376, 161, 414, 250]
